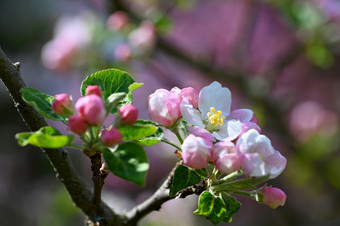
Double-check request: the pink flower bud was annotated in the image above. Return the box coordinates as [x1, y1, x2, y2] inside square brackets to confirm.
[75, 95, 106, 126]
[107, 11, 129, 31]
[148, 88, 181, 128]
[101, 128, 122, 146]
[68, 115, 87, 134]
[182, 134, 213, 169]
[119, 104, 138, 125]
[260, 187, 287, 209]
[180, 87, 199, 109]
[85, 85, 102, 97]
[52, 93, 74, 117]
[213, 141, 243, 174]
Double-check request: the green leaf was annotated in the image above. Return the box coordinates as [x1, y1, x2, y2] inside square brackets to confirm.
[21, 87, 66, 122]
[81, 69, 135, 113]
[212, 175, 270, 192]
[223, 195, 241, 223]
[194, 168, 208, 178]
[136, 126, 164, 146]
[81, 68, 134, 98]
[128, 82, 143, 92]
[15, 126, 74, 149]
[119, 120, 157, 141]
[194, 191, 227, 225]
[103, 143, 149, 186]
[169, 164, 201, 197]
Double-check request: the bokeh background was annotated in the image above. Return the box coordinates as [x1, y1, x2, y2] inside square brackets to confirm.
[1, 0, 340, 225]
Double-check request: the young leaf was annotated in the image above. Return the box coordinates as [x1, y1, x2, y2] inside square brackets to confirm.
[80, 69, 136, 113]
[128, 82, 144, 92]
[103, 143, 149, 186]
[81, 68, 134, 98]
[119, 120, 157, 141]
[223, 195, 241, 223]
[104, 92, 126, 113]
[15, 126, 74, 148]
[136, 126, 164, 146]
[169, 164, 201, 197]
[194, 191, 227, 225]
[212, 175, 270, 192]
[21, 87, 66, 122]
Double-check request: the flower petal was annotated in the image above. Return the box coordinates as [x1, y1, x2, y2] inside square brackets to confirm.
[187, 126, 216, 142]
[236, 129, 274, 157]
[228, 109, 254, 122]
[242, 153, 266, 177]
[265, 151, 287, 179]
[180, 100, 204, 127]
[214, 119, 242, 141]
[198, 81, 231, 118]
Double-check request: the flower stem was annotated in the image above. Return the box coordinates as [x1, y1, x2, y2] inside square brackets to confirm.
[161, 138, 182, 150]
[219, 170, 244, 184]
[174, 131, 183, 144]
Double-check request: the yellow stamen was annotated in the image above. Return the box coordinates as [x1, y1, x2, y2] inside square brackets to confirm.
[206, 107, 225, 131]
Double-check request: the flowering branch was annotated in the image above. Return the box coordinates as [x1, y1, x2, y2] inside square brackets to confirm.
[0, 47, 119, 225]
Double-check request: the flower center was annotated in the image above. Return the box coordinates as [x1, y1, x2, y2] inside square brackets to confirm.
[206, 107, 225, 131]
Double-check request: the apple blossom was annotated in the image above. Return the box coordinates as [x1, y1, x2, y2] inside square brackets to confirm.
[148, 87, 181, 128]
[85, 85, 102, 97]
[260, 187, 286, 209]
[182, 134, 213, 169]
[237, 129, 287, 179]
[68, 115, 87, 134]
[213, 141, 243, 174]
[52, 93, 74, 117]
[181, 81, 255, 141]
[101, 128, 122, 146]
[118, 104, 139, 125]
[75, 95, 106, 126]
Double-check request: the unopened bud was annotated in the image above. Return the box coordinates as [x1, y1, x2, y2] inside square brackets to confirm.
[68, 115, 87, 134]
[260, 187, 286, 209]
[85, 85, 102, 97]
[75, 95, 106, 126]
[52, 93, 74, 117]
[118, 104, 138, 125]
[101, 128, 122, 146]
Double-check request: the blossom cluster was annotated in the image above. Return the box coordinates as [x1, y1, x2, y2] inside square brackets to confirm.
[148, 81, 287, 209]
[52, 85, 138, 148]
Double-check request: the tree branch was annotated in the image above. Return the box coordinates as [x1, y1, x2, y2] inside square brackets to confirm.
[124, 161, 192, 225]
[0, 47, 118, 225]
[124, 178, 172, 225]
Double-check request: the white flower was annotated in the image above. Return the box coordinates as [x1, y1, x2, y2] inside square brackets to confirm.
[237, 129, 287, 179]
[181, 81, 253, 141]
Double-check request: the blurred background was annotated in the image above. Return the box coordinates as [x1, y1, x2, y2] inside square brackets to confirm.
[1, 0, 340, 225]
